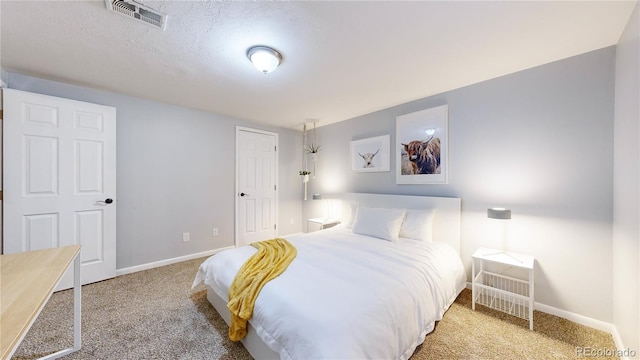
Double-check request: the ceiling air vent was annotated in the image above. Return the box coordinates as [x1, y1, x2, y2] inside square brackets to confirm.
[105, 0, 167, 31]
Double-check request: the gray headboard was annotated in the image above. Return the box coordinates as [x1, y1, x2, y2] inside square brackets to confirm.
[328, 193, 462, 253]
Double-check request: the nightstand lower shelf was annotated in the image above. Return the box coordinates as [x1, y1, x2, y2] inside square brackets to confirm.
[472, 248, 534, 330]
[473, 271, 531, 321]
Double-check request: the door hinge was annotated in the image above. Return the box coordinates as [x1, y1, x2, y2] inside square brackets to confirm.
[274, 185, 277, 191]
[274, 224, 277, 230]
[274, 146, 277, 151]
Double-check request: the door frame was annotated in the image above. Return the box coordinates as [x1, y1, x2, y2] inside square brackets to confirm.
[235, 126, 279, 247]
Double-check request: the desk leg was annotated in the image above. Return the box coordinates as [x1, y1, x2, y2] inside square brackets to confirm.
[39, 255, 82, 360]
[73, 254, 81, 350]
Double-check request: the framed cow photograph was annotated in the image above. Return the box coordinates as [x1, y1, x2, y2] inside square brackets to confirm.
[350, 135, 390, 172]
[396, 105, 448, 184]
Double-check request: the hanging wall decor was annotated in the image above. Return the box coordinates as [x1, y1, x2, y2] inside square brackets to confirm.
[305, 121, 321, 178]
[300, 124, 310, 200]
[396, 105, 448, 184]
[350, 135, 390, 172]
[300, 121, 321, 200]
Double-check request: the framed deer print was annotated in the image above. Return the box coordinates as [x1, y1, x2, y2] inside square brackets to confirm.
[350, 135, 390, 172]
[396, 105, 448, 184]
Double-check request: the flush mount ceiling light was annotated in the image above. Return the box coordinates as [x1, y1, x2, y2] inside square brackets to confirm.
[247, 46, 283, 74]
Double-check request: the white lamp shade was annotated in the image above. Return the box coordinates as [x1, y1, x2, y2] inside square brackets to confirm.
[247, 46, 282, 74]
[487, 207, 511, 220]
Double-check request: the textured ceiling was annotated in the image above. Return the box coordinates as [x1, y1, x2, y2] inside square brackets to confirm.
[0, 1, 636, 129]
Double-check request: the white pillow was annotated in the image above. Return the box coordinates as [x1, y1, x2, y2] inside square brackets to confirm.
[399, 209, 435, 242]
[345, 203, 358, 229]
[351, 207, 407, 242]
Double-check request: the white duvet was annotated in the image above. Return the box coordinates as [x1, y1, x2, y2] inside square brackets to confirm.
[193, 226, 466, 360]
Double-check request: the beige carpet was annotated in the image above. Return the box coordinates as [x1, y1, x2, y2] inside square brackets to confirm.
[12, 257, 618, 360]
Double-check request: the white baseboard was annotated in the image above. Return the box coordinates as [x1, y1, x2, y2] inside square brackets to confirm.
[533, 302, 613, 333]
[115, 246, 234, 277]
[609, 326, 635, 360]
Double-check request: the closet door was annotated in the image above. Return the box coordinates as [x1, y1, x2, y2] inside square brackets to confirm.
[3, 89, 116, 290]
[236, 127, 277, 246]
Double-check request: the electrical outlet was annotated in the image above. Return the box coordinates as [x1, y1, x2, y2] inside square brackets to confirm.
[213, 228, 219, 236]
[182, 232, 190, 242]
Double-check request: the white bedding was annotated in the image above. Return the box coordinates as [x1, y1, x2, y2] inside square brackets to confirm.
[193, 225, 466, 360]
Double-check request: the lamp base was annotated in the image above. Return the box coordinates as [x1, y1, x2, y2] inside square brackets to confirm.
[482, 250, 523, 263]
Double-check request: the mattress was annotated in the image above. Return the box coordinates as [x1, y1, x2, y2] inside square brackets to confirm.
[193, 225, 466, 360]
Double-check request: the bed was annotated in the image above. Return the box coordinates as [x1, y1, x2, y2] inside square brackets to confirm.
[193, 193, 466, 360]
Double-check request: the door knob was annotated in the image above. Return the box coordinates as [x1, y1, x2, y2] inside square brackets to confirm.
[240, 192, 249, 197]
[105, 198, 113, 204]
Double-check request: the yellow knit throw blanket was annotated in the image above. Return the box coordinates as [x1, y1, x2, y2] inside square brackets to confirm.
[227, 238, 297, 341]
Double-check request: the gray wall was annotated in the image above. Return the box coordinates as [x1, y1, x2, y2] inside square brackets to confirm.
[306, 47, 616, 322]
[613, 2, 639, 353]
[3, 71, 303, 269]
[0, 68, 7, 86]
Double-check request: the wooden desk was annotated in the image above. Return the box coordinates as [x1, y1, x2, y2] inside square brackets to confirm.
[1, 245, 81, 360]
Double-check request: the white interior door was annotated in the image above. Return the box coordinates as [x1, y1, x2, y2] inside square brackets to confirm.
[236, 127, 277, 247]
[3, 89, 116, 290]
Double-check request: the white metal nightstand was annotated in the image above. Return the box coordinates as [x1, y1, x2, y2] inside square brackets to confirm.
[472, 247, 535, 330]
[307, 218, 340, 232]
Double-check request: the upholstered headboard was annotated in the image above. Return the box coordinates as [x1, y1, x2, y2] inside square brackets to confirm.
[328, 193, 462, 253]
